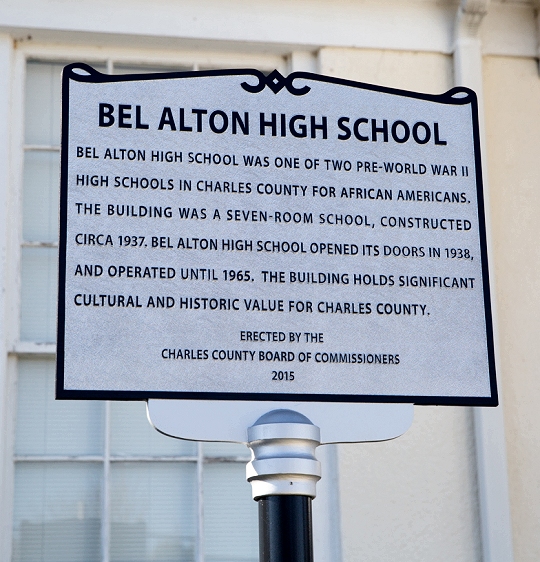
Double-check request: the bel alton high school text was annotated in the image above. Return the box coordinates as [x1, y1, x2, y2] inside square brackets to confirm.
[97, 104, 449, 146]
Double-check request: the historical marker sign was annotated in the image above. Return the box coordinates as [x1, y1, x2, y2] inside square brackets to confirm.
[57, 64, 497, 405]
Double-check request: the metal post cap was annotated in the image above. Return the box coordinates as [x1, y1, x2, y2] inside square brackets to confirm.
[246, 409, 321, 500]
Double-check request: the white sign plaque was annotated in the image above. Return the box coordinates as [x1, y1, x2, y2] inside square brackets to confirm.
[57, 64, 497, 405]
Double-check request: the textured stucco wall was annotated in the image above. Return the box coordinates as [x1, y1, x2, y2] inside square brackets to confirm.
[337, 407, 480, 561]
[483, 55, 540, 562]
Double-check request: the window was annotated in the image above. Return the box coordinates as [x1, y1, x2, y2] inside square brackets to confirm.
[13, 60, 260, 562]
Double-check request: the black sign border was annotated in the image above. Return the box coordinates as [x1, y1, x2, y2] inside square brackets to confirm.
[56, 63, 498, 407]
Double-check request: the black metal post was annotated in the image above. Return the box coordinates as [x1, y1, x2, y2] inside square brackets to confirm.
[258, 495, 313, 562]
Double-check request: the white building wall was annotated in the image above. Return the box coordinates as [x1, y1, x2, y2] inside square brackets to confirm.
[483, 54, 540, 562]
[338, 407, 480, 561]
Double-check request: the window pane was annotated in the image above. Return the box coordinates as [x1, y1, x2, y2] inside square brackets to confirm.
[23, 150, 60, 243]
[25, 61, 106, 145]
[203, 464, 258, 562]
[20, 247, 57, 343]
[16, 359, 104, 456]
[202, 442, 250, 458]
[13, 462, 102, 562]
[110, 402, 196, 457]
[25, 62, 63, 146]
[110, 462, 197, 562]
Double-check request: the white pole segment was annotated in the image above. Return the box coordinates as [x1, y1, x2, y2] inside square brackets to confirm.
[473, 407, 514, 562]
[453, 3, 514, 562]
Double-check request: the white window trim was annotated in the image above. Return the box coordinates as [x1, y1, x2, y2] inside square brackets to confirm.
[0, 36, 25, 562]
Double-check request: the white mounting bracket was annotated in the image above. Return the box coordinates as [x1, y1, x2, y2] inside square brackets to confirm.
[147, 400, 414, 444]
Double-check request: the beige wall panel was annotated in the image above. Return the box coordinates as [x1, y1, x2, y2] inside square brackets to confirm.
[318, 48, 481, 562]
[318, 47, 453, 94]
[484, 55, 540, 562]
[337, 407, 480, 561]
